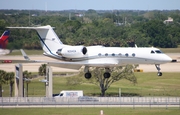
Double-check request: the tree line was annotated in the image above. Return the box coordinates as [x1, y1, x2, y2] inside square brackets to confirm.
[0, 10, 180, 49]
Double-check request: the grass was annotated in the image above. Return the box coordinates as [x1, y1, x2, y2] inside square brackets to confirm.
[1, 65, 180, 115]
[7, 49, 43, 55]
[160, 48, 180, 53]
[2, 72, 180, 97]
[0, 108, 180, 115]
[105, 72, 180, 97]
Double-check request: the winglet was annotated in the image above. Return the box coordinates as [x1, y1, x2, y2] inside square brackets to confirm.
[20, 49, 30, 60]
[135, 44, 138, 48]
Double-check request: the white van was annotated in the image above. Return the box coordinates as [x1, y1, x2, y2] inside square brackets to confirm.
[54, 90, 83, 97]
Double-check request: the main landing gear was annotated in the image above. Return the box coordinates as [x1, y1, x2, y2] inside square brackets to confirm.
[85, 72, 91, 79]
[155, 64, 162, 76]
[84, 72, 111, 79]
[103, 68, 111, 78]
[84, 67, 111, 79]
[84, 66, 91, 79]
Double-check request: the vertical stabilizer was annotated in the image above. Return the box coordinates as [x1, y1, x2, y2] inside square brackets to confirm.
[0, 30, 10, 49]
[35, 25, 64, 53]
[7, 25, 64, 54]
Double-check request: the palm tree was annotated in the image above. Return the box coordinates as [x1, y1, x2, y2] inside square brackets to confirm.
[6, 72, 15, 97]
[23, 70, 32, 97]
[38, 64, 47, 76]
[0, 70, 6, 97]
[38, 64, 47, 94]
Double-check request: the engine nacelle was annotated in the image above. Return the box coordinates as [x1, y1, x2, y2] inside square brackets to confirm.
[56, 46, 87, 58]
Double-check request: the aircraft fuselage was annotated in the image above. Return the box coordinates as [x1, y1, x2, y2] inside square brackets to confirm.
[45, 46, 172, 68]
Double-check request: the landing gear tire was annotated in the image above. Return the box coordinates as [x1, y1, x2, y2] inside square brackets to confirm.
[157, 72, 162, 76]
[104, 72, 111, 78]
[85, 72, 91, 79]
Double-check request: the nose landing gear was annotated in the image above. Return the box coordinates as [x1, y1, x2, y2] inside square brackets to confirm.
[155, 64, 162, 76]
[157, 72, 162, 76]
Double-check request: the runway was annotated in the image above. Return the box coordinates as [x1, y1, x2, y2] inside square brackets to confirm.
[0, 53, 179, 72]
[0, 55, 79, 72]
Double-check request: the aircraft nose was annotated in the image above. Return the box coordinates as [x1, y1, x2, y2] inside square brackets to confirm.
[164, 55, 172, 62]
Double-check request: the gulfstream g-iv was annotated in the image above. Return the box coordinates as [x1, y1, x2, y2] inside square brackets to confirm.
[6, 25, 172, 78]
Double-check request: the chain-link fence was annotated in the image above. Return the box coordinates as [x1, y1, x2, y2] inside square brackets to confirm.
[0, 97, 180, 108]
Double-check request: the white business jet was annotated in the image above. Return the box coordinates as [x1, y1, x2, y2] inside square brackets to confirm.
[6, 25, 172, 78]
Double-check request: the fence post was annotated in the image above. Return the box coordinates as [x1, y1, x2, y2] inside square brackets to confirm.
[119, 97, 121, 107]
[149, 99, 151, 109]
[1, 97, 3, 108]
[166, 97, 168, 109]
[179, 98, 180, 110]
[133, 97, 135, 109]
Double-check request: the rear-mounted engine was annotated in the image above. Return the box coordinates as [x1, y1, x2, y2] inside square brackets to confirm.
[56, 46, 87, 58]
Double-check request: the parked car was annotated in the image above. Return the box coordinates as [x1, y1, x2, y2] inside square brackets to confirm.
[78, 96, 99, 102]
[52, 94, 59, 97]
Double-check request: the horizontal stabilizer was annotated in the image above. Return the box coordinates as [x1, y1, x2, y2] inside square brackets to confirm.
[7, 25, 54, 30]
[20, 49, 30, 60]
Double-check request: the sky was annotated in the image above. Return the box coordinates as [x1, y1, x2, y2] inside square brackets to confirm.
[0, 0, 180, 11]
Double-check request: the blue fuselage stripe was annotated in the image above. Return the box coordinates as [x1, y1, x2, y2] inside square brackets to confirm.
[36, 32, 60, 58]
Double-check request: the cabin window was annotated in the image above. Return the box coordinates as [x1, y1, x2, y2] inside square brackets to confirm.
[125, 53, 129, 57]
[112, 53, 115, 56]
[118, 53, 122, 56]
[98, 53, 101, 56]
[132, 53, 135, 57]
[151, 50, 155, 53]
[105, 53, 108, 56]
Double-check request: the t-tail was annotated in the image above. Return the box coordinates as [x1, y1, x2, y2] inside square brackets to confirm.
[0, 30, 10, 49]
[7, 25, 65, 55]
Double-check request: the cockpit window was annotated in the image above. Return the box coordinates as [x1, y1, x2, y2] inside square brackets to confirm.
[151, 50, 155, 53]
[155, 50, 163, 54]
[151, 50, 163, 54]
